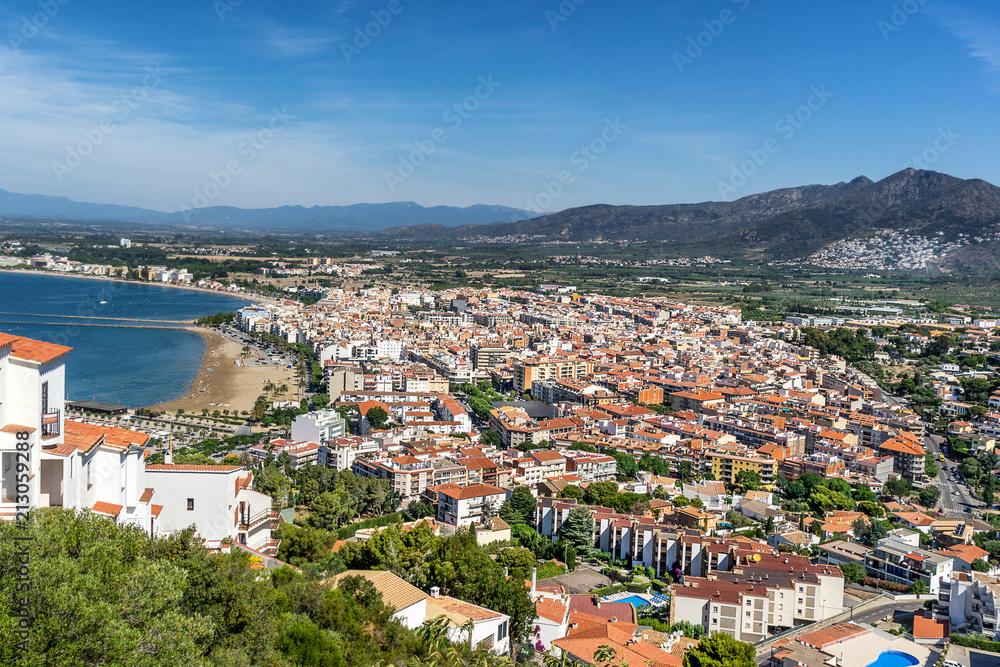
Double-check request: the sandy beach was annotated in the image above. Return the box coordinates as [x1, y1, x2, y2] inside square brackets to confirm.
[153, 328, 300, 414]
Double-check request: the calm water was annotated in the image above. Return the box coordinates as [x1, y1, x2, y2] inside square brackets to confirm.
[0, 271, 251, 406]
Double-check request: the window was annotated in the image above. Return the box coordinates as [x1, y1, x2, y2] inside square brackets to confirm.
[712, 606, 718, 613]
[187, 498, 195, 511]
[745, 611, 751, 617]
[497, 620, 508, 641]
[798, 598, 803, 604]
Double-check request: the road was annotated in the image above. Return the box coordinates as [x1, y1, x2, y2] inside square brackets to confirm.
[923, 431, 983, 519]
[881, 391, 983, 519]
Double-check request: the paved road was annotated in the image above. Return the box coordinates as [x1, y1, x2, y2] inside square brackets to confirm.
[923, 432, 983, 519]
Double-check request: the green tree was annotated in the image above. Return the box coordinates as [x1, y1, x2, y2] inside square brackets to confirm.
[734, 470, 761, 491]
[365, 406, 391, 431]
[558, 507, 596, 558]
[910, 580, 928, 597]
[499, 486, 536, 528]
[558, 485, 585, 500]
[972, 558, 991, 573]
[839, 562, 866, 584]
[883, 476, 912, 501]
[918, 485, 941, 509]
[852, 517, 889, 547]
[683, 631, 755, 667]
[496, 547, 537, 582]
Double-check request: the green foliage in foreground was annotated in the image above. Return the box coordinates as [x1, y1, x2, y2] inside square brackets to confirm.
[0, 509, 511, 667]
[950, 632, 1000, 653]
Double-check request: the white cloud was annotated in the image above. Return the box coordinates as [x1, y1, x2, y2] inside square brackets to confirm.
[929, 4, 1000, 92]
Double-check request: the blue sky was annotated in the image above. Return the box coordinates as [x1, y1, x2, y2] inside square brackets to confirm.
[0, 0, 997, 213]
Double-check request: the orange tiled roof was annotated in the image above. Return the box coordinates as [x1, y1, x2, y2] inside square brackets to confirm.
[11, 338, 72, 364]
[0, 333, 20, 347]
[64, 421, 149, 452]
[0, 424, 35, 434]
[91, 501, 123, 516]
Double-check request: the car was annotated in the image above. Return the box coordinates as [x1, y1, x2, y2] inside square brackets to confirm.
[953, 491, 960, 496]
[943, 660, 966, 667]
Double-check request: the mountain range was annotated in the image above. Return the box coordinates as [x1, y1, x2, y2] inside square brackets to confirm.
[0, 189, 538, 232]
[374, 169, 1000, 270]
[3, 169, 1000, 270]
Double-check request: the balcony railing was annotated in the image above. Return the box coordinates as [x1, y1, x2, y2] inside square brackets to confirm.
[239, 509, 276, 530]
[41, 410, 60, 438]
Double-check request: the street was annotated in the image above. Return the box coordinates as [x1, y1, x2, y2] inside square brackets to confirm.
[923, 431, 983, 519]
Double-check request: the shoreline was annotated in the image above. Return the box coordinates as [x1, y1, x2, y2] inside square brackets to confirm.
[2, 267, 284, 413]
[0, 266, 256, 302]
[151, 326, 299, 415]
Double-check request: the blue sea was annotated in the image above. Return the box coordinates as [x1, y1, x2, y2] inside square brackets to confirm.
[0, 271, 251, 407]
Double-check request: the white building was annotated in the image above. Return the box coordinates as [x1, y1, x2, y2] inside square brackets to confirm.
[290, 409, 347, 443]
[145, 464, 275, 552]
[319, 436, 380, 471]
[434, 483, 506, 527]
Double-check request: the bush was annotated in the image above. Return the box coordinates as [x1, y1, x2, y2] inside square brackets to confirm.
[950, 633, 1000, 653]
[860, 577, 909, 593]
[334, 511, 404, 540]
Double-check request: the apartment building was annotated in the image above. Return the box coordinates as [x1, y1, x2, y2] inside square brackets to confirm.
[877, 434, 926, 481]
[865, 535, 952, 594]
[145, 464, 276, 553]
[562, 451, 617, 482]
[943, 572, 1000, 638]
[319, 436, 379, 471]
[434, 482, 506, 527]
[249, 439, 323, 469]
[513, 358, 593, 394]
[290, 409, 347, 443]
[705, 449, 778, 489]
[353, 455, 433, 502]
[670, 562, 844, 642]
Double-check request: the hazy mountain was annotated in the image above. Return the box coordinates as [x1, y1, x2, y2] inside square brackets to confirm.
[0, 189, 539, 231]
[375, 170, 1000, 269]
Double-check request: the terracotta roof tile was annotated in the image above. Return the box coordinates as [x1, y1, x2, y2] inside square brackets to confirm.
[11, 338, 72, 364]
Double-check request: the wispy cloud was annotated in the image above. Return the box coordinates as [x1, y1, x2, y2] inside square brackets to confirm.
[929, 4, 1000, 92]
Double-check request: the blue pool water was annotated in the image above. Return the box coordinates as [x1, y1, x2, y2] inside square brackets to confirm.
[617, 595, 652, 609]
[865, 650, 918, 667]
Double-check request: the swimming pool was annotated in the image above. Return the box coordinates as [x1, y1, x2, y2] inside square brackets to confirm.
[865, 650, 919, 667]
[617, 595, 653, 609]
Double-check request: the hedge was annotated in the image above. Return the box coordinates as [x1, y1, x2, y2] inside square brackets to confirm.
[950, 633, 1000, 653]
[335, 511, 404, 540]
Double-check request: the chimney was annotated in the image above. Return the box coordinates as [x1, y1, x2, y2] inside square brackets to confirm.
[532, 567, 537, 595]
[165, 432, 173, 465]
[430, 586, 440, 599]
[595, 595, 601, 609]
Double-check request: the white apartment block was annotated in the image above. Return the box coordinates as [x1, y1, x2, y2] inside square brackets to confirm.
[434, 483, 506, 527]
[291, 409, 347, 443]
[146, 464, 275, 552]
[319, 436, 380, 471]
[0, 333, 276, 554]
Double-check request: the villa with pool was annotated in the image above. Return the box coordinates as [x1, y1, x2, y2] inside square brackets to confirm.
[768, 621, 938, 667]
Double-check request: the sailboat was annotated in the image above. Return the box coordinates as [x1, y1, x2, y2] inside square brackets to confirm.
[99, 288, 109, 305]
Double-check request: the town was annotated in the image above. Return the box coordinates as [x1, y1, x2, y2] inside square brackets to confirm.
[7, 278, 1000, 667]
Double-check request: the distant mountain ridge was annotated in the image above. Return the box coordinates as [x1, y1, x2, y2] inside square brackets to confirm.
[374, 169, 1000, 269]
[0, 189, 539, 231]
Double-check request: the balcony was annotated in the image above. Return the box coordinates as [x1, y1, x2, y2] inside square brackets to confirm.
[41, 410, 60, 439]
[239, 509, 277, 531]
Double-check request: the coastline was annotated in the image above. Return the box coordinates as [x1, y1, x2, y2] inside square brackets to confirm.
[0, 266, 256, 302]
[151, 327, 299, 415]
[2, 267, 283, 413]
